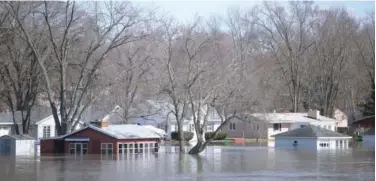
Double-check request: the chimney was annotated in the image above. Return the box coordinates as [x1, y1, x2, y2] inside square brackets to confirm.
[90, 119, 109, 128]
[308, 110, 320, 119]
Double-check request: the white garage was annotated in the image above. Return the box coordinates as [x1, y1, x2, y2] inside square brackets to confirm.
[272, 125, 352, 150]
[0, 135, 36, 155]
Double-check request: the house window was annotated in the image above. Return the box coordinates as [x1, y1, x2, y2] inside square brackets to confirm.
[229, 123, 236, 130]
[336, 140, 339, 147]
[328, 125, 332, 130]
[300, 125, 305, 128]
[129, 143, 134, 153]
[69, 143, 88, 154]
[273, 123, 281, 131]
[54, 128, 58, 137]
[43, 126, 51, 138]
[189, 124, 195, 132]
[319, 142, 329, 147]
[101, 143, 113, 154]
[206, 124, 214, 132]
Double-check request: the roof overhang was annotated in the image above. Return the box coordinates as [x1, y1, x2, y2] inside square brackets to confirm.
[65, 137, 90, 142]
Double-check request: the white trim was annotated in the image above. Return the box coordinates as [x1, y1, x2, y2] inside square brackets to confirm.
[65, 138, 90, 142]
[0, 122, 13, 125]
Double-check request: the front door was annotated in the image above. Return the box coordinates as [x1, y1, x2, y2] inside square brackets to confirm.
[69, 143, 88, 155]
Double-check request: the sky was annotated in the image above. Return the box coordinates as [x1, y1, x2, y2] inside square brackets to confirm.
[134, 0, 375, 24]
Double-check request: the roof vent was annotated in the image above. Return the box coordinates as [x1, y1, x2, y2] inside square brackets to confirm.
[308, 110, 320, 119]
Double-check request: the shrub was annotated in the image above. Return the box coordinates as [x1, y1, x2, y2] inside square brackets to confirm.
[205, 132, 227, 140]
[171, 131, 194, 141]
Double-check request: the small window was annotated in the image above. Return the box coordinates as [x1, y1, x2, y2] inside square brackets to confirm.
[328, 125, 332, 130]
[189, 124, 194, 132]
[229, 123, 236, 130]
[101, 143, 113, 154]
[43, 126, 51, 138]
[336, 140, 339, 147]
[300, 125, 305, 128]
[69, 143, 75, 154]
[273, 123, 281, 131]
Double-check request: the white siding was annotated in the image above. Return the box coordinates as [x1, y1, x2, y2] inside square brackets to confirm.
[15, 140, 35, 155]
[267, 126, 289, 139]
[0, 126, 11, 137]
[37, 118, 56, 139]
[37, 117, 82, 139]
[275, 138, 317, 149]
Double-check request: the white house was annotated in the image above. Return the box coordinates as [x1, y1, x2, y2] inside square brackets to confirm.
[169, 107, 223, 142]
[0, 107, 86, 139]
[272, 124, 352, 149]
[248, 110, 338, 141]
[0, 135, 36, 155]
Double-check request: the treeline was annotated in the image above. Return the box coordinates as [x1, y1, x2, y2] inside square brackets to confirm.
[0, 1, 373, 154]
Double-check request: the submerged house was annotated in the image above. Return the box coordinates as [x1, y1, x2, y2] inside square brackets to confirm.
[225, 110, 338, 140]
[272, 125, 352, 149]
[40, 120, 162, 155]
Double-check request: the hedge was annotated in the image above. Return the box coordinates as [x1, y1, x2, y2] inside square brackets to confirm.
[171, 131, 194, 141]
[205, 132, 227, 140]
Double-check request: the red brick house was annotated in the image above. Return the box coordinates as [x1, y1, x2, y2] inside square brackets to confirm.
[40, 120, 162, 155]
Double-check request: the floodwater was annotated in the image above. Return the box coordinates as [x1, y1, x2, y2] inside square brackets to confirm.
[0, 144, 374, 181]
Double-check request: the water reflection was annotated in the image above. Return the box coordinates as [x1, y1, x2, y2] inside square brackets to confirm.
[0, 146, 374, 181]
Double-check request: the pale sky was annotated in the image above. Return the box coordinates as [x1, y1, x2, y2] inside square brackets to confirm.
[134, 0, 375, 24]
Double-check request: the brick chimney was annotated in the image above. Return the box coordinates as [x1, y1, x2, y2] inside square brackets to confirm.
[90, 120, 109, 128]
[308, 110, 320, 119]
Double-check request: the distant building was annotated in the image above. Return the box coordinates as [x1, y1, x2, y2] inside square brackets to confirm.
[272, 125, 352, 149]
[40, 120, 162, 155]
[224, 110, 338, 140]
[0, 106, 84, 139]
[0, 135, 36, 155]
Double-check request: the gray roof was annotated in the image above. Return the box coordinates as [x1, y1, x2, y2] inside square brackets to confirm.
[0, 134, 35, 140]
[273, 125, 351, 138]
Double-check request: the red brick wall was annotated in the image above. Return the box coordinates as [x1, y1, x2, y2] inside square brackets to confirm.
[63, 127, 160, 154]
[40, 139, 55, 154]
[64, 127, 117, 154]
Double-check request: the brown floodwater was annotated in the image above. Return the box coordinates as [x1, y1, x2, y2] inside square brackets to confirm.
[0, 144, 374, 181]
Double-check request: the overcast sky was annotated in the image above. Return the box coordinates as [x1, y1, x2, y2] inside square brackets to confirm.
[134, 0, 374, 24]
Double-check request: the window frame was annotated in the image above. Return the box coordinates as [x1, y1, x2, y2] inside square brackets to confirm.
[43, 126, 51, 138]
[101, 143, 113, 154]
[273, 123, 281, 131]
[229, 123, 236, 130]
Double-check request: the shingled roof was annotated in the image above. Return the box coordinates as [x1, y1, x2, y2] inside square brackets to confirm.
[272, 125, 351, 138]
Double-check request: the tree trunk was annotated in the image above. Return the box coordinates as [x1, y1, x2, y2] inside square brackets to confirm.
[177, 121, 185, 153]
[188, 139, 208, 154]
[13, 123, 19, 135]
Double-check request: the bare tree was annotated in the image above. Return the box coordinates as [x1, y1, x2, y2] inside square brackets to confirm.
[256, 1, 317, 112]
[303, 9, 358, 117]
[0, 3, 46, 134]
[100, 40, 156, 123]
[3, 1, 150, 135]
